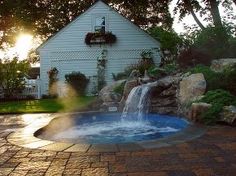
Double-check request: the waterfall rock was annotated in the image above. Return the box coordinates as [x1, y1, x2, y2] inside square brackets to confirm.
[211, 58, 236, 72]
[178, 73, 206, 105]
[152, 107, 178, 115]
[219, 105, 236, 126]
[99, 80, 125, 103]
[149, 75, 180, 115]
[128, 70, 141, 80]
[188, 103, 212, 122]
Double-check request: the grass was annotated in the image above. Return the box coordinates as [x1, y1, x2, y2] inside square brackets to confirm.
[0, 96, 95, 114]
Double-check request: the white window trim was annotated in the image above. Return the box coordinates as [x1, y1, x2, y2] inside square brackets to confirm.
[91, 14, 108, 32]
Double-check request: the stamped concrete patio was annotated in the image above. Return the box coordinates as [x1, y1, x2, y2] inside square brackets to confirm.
[0, 114, 236, 176]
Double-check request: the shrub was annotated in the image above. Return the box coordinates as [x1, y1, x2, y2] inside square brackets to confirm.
[196, 89, 236, 125]
[148, 27, 183, 60]
[112, 56, 155, 81]
[148, 62, 178, 78]
[178, 48, 212, 68]
[188, 65, 226, 91]
[188, 65, 236, 95]
[85, 32, 116, 45]
[65, 72, 89, 96]
[127, 57, 155, 76]
[224, 64, 236, 96]
[193, 26, 230, 59]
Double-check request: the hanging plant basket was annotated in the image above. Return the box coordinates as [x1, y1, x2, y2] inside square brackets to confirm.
[85, 32, 117, 45]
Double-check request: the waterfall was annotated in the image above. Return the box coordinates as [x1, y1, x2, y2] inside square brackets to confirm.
[121, 83, 152, 120]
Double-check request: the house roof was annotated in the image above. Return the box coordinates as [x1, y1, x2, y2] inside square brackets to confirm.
[37, 0, 160, 51]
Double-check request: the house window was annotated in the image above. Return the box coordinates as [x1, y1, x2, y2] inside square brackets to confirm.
[94, 16, 106, 33]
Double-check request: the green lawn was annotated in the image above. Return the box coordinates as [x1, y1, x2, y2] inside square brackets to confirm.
[0, 96, 95, 114]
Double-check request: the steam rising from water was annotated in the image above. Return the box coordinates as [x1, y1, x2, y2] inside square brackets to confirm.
[52, 120, 179, 141]
[40, 82, 187, 144]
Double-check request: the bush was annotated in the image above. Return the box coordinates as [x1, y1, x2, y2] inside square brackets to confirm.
[193, 26, 229, 59]
[197, 89, 236, 124]
[148, 27, 183, 61]
[112, 57, 155, 81]
[227, 38, 236, 58]
[65, 72, 89, 96]
[188, 65, 236, 95]
[126, 58, 155, 76]
[178, 48, 212, 68]
[148, 62, 178, 78]
[178, 26, 236, 69]
[188, 65, 226, 91]
[224, 64, 236, 96]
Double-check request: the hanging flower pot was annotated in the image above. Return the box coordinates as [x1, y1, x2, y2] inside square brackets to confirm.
[85, 32, 117, 45]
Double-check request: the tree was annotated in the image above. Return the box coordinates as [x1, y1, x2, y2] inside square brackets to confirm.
[174, 0, 235, 29]
[148, 27, 184, 63]
[175, 0, 205, 30]
[0, 57, 30, 99]
[0, 0, 173, 48]
[110, 0, 173, 29]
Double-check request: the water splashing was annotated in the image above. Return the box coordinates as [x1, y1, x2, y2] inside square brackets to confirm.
[121, 83, 152, 120]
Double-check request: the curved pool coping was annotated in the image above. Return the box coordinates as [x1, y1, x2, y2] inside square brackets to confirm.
[7, 112, 206, 152]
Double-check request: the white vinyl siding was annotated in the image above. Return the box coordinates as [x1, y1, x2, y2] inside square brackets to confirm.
[38, 1, 161, 95]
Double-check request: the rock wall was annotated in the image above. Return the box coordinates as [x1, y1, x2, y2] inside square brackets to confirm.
[149, 76, 180, 115]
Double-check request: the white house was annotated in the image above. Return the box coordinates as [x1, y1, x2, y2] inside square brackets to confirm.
[37, 0, 161, 96]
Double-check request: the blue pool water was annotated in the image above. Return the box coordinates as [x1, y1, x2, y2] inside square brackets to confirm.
[52, 113, 189, 144]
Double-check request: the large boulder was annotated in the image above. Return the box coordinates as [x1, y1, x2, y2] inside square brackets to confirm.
[188, 102, 212, 122]
[149, 75, 180, 115]
[99, 80, 125, 103]
[178, 73, 206, 105]
[219, 105, 236, 126]
[211, 58, 236, 72]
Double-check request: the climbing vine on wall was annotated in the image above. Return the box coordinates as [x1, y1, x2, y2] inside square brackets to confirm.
[47, 67, 59, 96]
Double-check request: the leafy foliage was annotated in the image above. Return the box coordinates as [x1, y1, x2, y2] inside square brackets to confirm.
[0, 0, 173, 48]
[197, 89, 236, 124]
[178, 26, 236, 68]
[223, 64, 236, 96]
[0, 57, 30, 99]
[148, 62, 178, 78]
[47, 67, 58, 90]
[148, 27, 183, 59]
[85, 32, 117, 45]
[178, 48, 212, 68]
[65, 72, 89, 96]
[127, 57, 155, 76]
[188, 65, 236, 95]
[193, 26, 230, 59]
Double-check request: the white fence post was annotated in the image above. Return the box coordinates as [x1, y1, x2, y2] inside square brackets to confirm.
[36, 76, 41, 99]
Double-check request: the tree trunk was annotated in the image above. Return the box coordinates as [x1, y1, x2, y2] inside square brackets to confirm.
[189, 7, 205, 30]
[208, 0, 223, 28]
[184, 0, 205, 30]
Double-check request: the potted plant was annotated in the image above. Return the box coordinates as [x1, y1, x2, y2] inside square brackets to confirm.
[85, 32, 117, 45]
